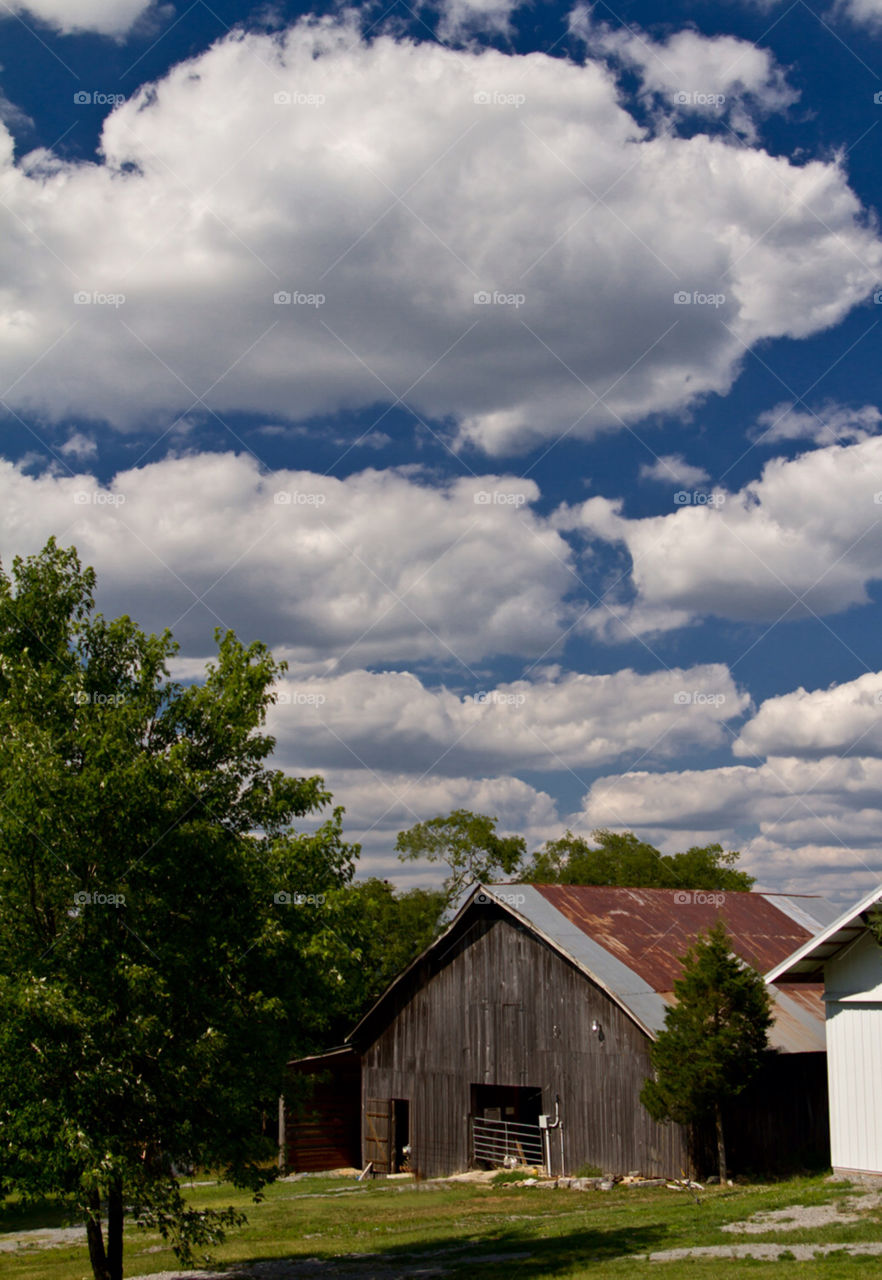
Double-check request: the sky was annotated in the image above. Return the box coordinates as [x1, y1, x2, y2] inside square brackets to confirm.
[1, 0, 882, 905]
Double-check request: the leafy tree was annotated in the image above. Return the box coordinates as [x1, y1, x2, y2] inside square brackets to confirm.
[640, 921, 773, 1181]
[523, 829, 753, 891]
[318, 879, 447, 1039]
[0, 540, 359, 1280]
[395, 809, 526, 904]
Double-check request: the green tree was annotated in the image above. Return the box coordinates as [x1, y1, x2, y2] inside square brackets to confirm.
[640, 921, 773, 1181]
[319, 879, 447, 1038]
[395, 809, 526, 904]
[523, 829, 753, 891]
[0, 540, 359, 1280]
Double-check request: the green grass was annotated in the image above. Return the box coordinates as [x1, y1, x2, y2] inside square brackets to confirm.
[2, 1172, 882, 1279]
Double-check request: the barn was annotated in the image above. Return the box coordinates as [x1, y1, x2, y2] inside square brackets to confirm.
[329, 884, 837, 1179]
[767, 883, 882, 1177]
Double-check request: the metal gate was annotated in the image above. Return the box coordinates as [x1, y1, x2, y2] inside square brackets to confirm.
[472, 1116, 544, 1169]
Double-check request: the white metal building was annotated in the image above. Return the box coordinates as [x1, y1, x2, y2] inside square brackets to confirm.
[768, 885, 882, 1177]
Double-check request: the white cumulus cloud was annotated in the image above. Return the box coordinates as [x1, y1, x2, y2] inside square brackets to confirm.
[569, 435, 882, 635]
[0, 17, 877, 453]
[1, 0, 155, 37]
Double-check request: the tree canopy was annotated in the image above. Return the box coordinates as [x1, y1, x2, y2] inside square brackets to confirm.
[640, 920, 773, 1181]
[521, 829, 754, 891]
[395, 809, 526, 904]
[0, 540, 360, 1280]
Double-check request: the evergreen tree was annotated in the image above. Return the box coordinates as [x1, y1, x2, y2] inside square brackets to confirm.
[640, 920, 773, 1181]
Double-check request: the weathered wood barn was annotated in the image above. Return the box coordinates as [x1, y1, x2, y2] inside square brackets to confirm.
[768, 883, 882, 1177]
[285, 884, 837, 1179]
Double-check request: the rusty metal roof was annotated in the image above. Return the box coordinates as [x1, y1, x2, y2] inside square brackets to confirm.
[532, 884, 832, 990]
[475, 884, 833, 1052]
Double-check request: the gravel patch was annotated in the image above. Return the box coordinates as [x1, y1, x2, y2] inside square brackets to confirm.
[722, 1190, 882, 1234]
[638, 1242, 882, 1261]
[0, 1225, 86, 1253]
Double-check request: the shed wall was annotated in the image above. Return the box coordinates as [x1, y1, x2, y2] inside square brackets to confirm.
[360, 912, 688, 1178]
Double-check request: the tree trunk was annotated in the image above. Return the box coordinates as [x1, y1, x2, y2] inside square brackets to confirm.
[714, 1100, 727, 1184]
[107, 1179, 124, 1280]
[85, 1189, 110, 1280]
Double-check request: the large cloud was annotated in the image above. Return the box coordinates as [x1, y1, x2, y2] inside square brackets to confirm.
[266, 663, 748, 776]
[1, 0, 155, 36]
[735, 670, 882, 759]
[0, 17, 878, 453]
[570, 435, 882, 635]
[0, 451, 575, 665]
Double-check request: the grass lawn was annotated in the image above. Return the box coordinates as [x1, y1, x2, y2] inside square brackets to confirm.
[2, 1172, 882, 1279]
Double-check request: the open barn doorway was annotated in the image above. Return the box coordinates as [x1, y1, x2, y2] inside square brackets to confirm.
[470, 1084, 544, 1169]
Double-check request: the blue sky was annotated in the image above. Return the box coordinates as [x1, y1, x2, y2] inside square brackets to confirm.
[2, 0, 882, 902]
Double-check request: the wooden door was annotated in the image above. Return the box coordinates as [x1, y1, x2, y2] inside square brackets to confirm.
[364, 1098, 391, 1172]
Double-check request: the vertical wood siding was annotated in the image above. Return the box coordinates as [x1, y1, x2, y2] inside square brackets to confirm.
[360, 912, 688, 1178]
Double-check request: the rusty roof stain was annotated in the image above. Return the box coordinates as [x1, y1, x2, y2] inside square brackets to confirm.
[532, 885, 826, 992]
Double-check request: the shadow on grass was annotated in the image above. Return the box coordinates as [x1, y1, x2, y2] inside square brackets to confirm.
[0, 1197, 80, 1235]
[217, 1220, 669, 1279]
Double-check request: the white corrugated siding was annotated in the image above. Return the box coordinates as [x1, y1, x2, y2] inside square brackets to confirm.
[827, 1001, 882, 1173]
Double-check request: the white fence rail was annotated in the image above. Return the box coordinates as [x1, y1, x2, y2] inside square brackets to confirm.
[472, 1116, 544, 1168]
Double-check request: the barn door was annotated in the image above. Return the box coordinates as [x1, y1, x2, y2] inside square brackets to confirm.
[364, 1098, 391, 1172]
